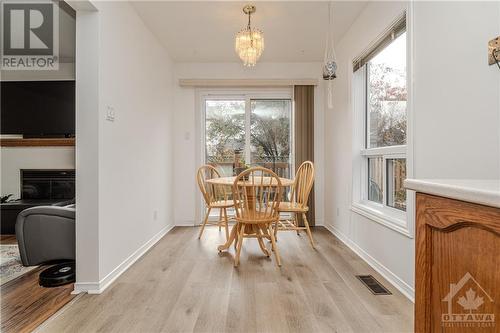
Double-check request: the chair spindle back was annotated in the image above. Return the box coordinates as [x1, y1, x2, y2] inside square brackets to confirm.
[196, 165, 227, 205]
[232, 167, 282, 223]
[290, 161, 315, 208]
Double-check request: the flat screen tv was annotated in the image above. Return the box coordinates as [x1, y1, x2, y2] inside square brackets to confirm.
[1, 80, 75, 136]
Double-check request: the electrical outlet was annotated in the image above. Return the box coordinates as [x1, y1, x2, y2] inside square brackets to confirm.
[153, 210, 158, 220]
[488, 36, 500, 66]
[336, 208, 340, 217]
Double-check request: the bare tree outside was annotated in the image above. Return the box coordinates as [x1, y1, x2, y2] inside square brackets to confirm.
[205, 99, 292, 177]
[205, 100, 245, 166]
[250, 100, 291, 177]
[368, 62, 407, 148]
[366, 32, 407, 210]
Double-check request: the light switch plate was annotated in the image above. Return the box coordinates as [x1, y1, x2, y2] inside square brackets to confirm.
[488, 36, 500, 65]
[106, 106, 115, 121]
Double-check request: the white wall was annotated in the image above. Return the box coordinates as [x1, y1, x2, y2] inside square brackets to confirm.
[324, 1, 414, 299]
[173, 62, 325, 227]
[74, 1, 175, 291]
[74, 4, 100, 288]
[95, 1, 175, 282]
[0, 147, 75, 198]
[413, 1, 500, 179]
[324, 1, 500, 301]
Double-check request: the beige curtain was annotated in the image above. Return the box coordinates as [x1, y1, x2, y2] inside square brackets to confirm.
[294, 85, 315, 226]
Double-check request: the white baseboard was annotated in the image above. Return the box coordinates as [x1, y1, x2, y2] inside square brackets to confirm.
[175, 220, 196, 227]
[72, 281, 99, 294]
[73, 224, 175, 294]
[182, 220, 324, 227]
[324, 224, 415, 302]
[314, 218, 324, 226]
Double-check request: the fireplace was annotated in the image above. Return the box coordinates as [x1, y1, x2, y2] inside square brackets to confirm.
[21, 169, 75, 200]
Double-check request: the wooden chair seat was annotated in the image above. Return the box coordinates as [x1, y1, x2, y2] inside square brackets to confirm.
[234, 210, 277, 224]
[278, 202, 309, 213]
[210, 200, 235, 208]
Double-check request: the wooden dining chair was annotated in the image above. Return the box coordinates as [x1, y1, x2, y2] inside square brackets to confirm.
[196, 165, 233, 240]
[232, 167, 283, 267]
[275, 161, 315, 248]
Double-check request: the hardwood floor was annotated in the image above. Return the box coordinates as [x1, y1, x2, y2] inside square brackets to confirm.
[0, 234, 17, 245]
[1, 235, 76, 333]
[39, 226, 413, 333]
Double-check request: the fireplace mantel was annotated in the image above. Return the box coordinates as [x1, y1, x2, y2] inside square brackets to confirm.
[0, 138, 75, 147]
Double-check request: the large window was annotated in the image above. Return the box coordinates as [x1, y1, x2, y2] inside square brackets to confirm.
[352, 15, 411, 235]
[203, 93, 293, 179]
[365, 31, 407, 211]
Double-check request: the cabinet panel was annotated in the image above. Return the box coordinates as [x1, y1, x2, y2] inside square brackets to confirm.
[415, 194, 500, 332]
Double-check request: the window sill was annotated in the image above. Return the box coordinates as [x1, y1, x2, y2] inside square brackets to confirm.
[351, 201, 412, 238]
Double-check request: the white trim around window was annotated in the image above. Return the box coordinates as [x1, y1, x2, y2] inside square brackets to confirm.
[194, 87, 294, 222]
[197, 88, 293, 173]
[351, 9, 415, 238]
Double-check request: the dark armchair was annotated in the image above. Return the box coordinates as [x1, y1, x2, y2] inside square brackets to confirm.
[16, 204, 75, 266]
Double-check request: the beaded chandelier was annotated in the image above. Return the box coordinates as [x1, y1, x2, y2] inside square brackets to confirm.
[235, 5, 264, 67]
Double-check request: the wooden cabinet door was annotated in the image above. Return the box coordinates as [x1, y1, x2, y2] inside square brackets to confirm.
[415, 194, 500, 332]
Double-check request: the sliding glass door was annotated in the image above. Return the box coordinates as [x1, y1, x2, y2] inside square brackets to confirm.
[204, 94, 293, 178]
[205, 100, 245, 176]
[250, 99, 292, 177]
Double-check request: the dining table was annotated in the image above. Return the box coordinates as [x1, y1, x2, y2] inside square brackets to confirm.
[205, 176, 294, 253]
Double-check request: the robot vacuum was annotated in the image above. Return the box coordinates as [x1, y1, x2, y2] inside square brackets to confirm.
[39, 261, 75, 287]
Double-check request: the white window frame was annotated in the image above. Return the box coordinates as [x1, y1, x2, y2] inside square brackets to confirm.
[195, 88, 294, 222]
[351, 11, 415, 238]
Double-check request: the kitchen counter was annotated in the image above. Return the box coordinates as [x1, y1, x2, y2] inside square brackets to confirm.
[404, 179, 500, 209]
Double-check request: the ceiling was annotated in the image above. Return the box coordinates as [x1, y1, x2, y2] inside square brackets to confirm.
[131, 1, 367, 63]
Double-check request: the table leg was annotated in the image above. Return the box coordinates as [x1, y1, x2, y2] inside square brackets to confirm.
[218, 222, 239, 252]
[256, 225, 270, 257]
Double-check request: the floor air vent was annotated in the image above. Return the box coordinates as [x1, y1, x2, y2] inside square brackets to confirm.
[356, 275, 392, 295]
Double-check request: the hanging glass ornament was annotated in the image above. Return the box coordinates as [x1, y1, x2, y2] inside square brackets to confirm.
[323, 2, 337, 109]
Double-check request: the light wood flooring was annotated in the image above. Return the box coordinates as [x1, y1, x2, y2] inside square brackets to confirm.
[39, 226, 413, 333]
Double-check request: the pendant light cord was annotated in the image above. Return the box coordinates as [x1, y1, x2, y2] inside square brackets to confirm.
[324, 2, 335, 61]
[247, 11, 253, 47]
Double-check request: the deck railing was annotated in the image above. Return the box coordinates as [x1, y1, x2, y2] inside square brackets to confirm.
[207, 160, 291, 178]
